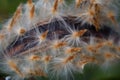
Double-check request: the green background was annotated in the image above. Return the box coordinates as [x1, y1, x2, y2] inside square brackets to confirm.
[0, 0, 26, 22]
[0, 0, 120, 80]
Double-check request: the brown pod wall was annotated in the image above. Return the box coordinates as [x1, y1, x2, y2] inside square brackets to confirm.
[5, 16, 120, 56]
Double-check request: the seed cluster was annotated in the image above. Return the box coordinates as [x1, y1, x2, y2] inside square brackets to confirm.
[0, 0, 120, 80]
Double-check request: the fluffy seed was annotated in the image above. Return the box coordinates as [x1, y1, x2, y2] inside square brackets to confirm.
[107, 11, 117, 26]
[65, 47, 82, 54]
[52, 0, 59, 14]
[8, 4, 22, 31]
[75, 0, 82, 8]
[87, 45, 97, 53]
[18, 28, 26, 36]
[63, 55, 75, 63]
[72, 29, 87, 38]
[0, 34, 5, 40]
[29, 5, 35, 19]
[59, 0, 64, 4]
[103, 52, 118, 60]
[28, 55, 41, 61]
[52, 41, 67, 49]
[7, 60, 23, 77]
[39, 30, 49, 41]
[28, 68, 47, 77]
[42, 55, 52, 63]
[27, 0, 33, 8]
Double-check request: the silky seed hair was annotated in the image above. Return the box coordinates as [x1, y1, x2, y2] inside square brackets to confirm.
[0, 0, 120, 80]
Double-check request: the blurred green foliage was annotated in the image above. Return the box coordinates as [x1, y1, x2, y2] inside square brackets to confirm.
[25, 63, 120, 80]
[0, 0, 26, 29]
[0, 0, 26, 23]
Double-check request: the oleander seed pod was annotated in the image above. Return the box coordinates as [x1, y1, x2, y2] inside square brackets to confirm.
[0, 0, 120, 80]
